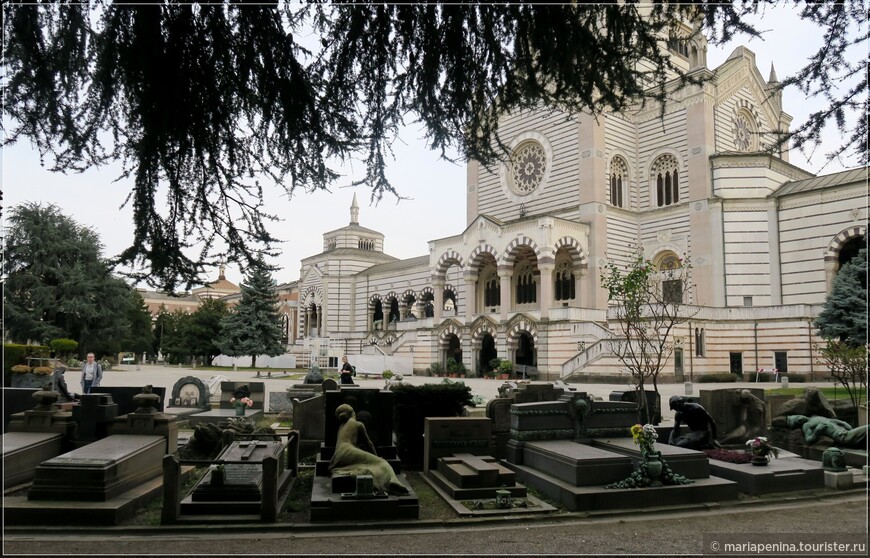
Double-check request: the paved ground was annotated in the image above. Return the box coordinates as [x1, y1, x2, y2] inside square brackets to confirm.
[67, 363, 833, 425]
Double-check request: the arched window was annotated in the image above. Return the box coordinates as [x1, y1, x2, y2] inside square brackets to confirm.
[609, 156, 628, 208]
[484, 272, 500, 307]
[656, 252, 683, 304]
[554, 261, 575, 301]
[515, 265, 537, 304]
[651, 154, 680, 208]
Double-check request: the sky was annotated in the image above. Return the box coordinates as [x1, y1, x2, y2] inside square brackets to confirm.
[2, 5, 864, 290]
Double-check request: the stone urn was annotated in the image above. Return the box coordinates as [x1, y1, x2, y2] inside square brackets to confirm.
[750, 454, 770, 466]
[644, 451, 664, 485]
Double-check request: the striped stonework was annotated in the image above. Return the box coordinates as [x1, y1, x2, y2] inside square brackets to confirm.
[553, 236, 588, 267]
[437, 322, 463, 347]
[502, 236, 541, 265]
[435, 250, 464, 277]
[824, 226, 866, 262]
[506, 317, 539, 347]
[466, 244, 500, 272]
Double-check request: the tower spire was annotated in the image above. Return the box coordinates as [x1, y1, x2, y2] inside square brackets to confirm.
[768, 63, 779, 84]
[350, 192, 360, 225]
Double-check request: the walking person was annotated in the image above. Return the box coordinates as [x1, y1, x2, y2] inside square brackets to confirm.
[340, 355, 355, 385]
[80, 353, 103, 394]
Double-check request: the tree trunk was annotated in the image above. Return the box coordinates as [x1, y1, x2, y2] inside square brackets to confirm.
[251, 355, 257, 368]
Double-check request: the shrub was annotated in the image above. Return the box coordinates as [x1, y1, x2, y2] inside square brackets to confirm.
[11, 364, 32, 374]
[488, 358, 501, 371]
[392, 382, 474, 468]
[749, 372, 774, 382]
[49, 338, 79, 356]
[697, 373, 738, 383]
[382, 370, 394, 380]
[785, 373, 807, 383]
[32, 366, 53, 375]
[428, 362, 443, 376]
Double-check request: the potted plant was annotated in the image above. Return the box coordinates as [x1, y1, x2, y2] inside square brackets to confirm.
[498, 360, 513, 379]
[10, 364, 52, 388]
[429, 362, 443, 377]
[230, 396, 254, 416]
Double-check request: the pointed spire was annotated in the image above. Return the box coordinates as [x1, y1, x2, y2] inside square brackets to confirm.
[350, 192, 360, 225]
[218, 262, 226, 280]
[768, 63, 779, 84]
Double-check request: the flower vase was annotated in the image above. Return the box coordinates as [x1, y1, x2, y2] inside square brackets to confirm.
[644, 451, 663, 485]
[235, 405, 246, 416]
[751, 454, 769, 466]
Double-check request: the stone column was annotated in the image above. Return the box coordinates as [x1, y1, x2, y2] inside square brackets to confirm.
[464, 273, 477, 323]
[433, 278, 445, 321]
[574, 266, 584, 306]
[498, 269, 513, 321]
[538, 263, 554, 320]
[316, 305, 322, 337]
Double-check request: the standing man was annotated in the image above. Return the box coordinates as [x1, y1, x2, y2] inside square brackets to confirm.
[340, 355, 355, 385]
[81, 353, 103, 394]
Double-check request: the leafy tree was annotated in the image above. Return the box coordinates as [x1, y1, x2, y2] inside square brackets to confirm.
[49, 338, 79, 359]
[815, 244, 867, 409]
[186, 298, 230, 366]
[122, 290, 155, 359]
[4, 202, 135, 356]
[159, 309, 193, 365]
[219, 266, 284, 368]
[3, 2, 864, 290]
[601, 252, 696, 424]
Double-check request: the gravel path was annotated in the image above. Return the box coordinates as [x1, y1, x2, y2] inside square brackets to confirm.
[4, 493, 867, 555]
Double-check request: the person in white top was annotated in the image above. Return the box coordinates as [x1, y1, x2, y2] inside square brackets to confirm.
[80, 352, 103, 394]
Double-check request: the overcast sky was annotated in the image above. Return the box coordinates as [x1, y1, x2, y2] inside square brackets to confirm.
[3, 6, 864, 289]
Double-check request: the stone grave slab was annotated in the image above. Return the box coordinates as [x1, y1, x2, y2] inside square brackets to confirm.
[218, 381, 266, 410]
[423, 417, 493, 474]
[506, 459, 738, 512]
[428, 453, 526, 500]
[2, 432, 63, 486]
[71, 393, 119, 444]
[309, 473, 419, 522]
[3, 388, 39, 432]
[28, 434, 164, 501]
[187, 408, 264, 426]
[707, 456, 825, 495]
[182, 439, 290, 516]
[91, 386, 166, 415]
[519, 440, 633, 486]
[485, 398, 514, 459]
[592, 437, 710, 479]
[168, 376, 211, 410]
[585, 401, 638, 437]
[510, 401, 573, 441]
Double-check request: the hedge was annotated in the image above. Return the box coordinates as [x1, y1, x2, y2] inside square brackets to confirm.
[392, 381, 473, 469]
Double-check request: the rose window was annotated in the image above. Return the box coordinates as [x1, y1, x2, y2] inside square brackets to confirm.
[510, 142, 546, 194]
[733, 113, 754, 152]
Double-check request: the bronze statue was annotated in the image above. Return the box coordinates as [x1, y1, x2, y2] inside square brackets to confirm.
[328, 404, 409, 495]
[51, 362, 76, 402]
[778, 414, 868, 449]
[668, 396, 720, 450]
[720, 389, 766, 444]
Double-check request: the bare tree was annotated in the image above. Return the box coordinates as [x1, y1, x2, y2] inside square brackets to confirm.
[601, 252, 697, 424]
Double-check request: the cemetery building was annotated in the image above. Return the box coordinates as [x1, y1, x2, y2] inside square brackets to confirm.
[290, 30, 867, 382]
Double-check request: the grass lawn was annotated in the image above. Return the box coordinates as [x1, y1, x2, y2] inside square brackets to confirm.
[764, 386, 860, 401]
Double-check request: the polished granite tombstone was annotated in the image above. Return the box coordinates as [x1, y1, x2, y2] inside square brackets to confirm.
[707, 454, 825, 495]
[187, 382, 265, 426]
[591, 437, 711, 479]
[2, 432, 64, 486]
[182, 438, 292, 516]
[28, 434, 164, 501]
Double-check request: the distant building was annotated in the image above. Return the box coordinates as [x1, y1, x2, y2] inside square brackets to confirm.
[288, 35, 867, 381]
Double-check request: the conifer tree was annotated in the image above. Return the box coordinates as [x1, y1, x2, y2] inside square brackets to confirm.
[816, 245, 868, 347]
[219, 266, 285, 367]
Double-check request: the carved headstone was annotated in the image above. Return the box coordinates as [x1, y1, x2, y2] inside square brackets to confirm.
[169, 376, 210, 410]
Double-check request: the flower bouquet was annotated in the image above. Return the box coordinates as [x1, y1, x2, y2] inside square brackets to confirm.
[631, 423, 658, 456]
[230, 396, 254, 415]
[745, 436, 778, 465]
